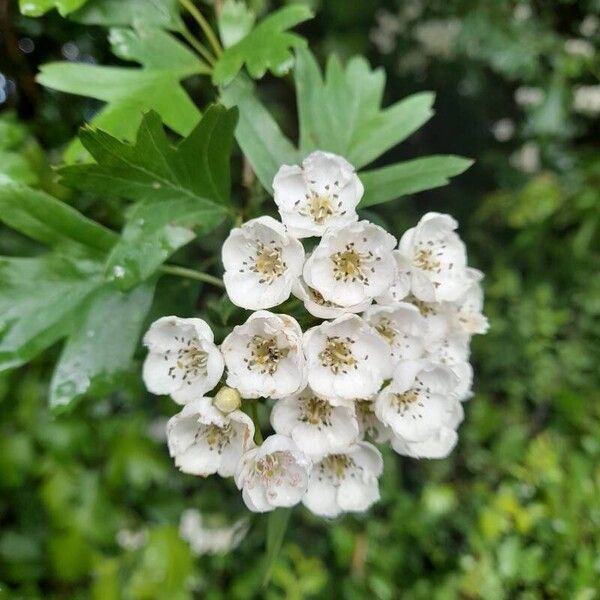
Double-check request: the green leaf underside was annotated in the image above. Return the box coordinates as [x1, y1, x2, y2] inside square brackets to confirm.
[60, 106, 237, 288]
[221, 50, 470, 202]
[213, 4, 313, 85]
[360, 155, 475, 208]
[50, 282, 155, 411]
[19, 0, 88, 17]
[70, 0, 182, 29]
[37, 25, 206, 162]
[262, 507, 292, 587]
[0, 183, 117, 253]
[220, 76, 299, 193]
[0, 255, 102, 372]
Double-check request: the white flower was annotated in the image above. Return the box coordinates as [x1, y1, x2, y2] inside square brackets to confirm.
[222, 216, 305, 310]
[166, 397, 255, 477]
[273, 151, 364, 238]
[270, 387, 359, 459]
[375, 250, 411, 304]
[375, 360, 460, 443]
[303, 314, 393, 406]
[303, 220, 397, 307]
[363, 303, 428, 362]
[397, 212, 470, 302]
[391, 399, 463, 459]
[424, 332, 473, 400]
[179, 509, 248, 556]
[221, 311, 306, 399]
[355, 398, 391, 443]
[447, 268, 489, 336]
[292, 275, 371, 320]
[302, 442, 383, 518]
[235, 434, 311, 512]
[143, 316, 224, 405]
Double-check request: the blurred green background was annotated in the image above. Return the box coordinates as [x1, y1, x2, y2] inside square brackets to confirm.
[1, 0, 599, 598]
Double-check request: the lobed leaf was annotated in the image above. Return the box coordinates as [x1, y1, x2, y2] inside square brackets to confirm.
[0, 183, 117, 253]
[218, 0, 256, 48]
[359, 155, 475, 208]
[213, 4, 313, 85]
[37, 25, 207, 162]
[50, 282, 155, 412]
[70, 0, 182, 29]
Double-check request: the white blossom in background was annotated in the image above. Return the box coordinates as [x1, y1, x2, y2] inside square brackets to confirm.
[142, 316, 224, 405]
[397, 212, 470, 302]
[222, 216, 305, 310]
[273, 151, 364, 238]
[572, 85, 600, 117]
[303, 314, 393, 406]
[235, 434, 311, 512]
[363, 303, 428, 363]
[270, 387, 359, 459]
[491, 118, 515, 142]
[179, 509, 248, 556]
[166, 397, 254, 477]
[302, 441, 383, 518]
[375, 360, 461, 449]
[222, 311, 306, 399]
[514, 86, 545, 108]
[292, 275, 371, 320]
[564, 38, 595, 58]
[304, 220, 397, 307]
[579, 15, 599, 37]
[355, 398, 391, 443]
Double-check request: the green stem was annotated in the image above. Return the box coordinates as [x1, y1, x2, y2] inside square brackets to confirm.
[180, 25, 216, 66]
[250, 399, 264, 444]
[179, 0, 223, 57]
[159, 264, 225, 289]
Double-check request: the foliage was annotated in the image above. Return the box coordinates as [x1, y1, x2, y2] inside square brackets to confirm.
[1, 0, 599, 597]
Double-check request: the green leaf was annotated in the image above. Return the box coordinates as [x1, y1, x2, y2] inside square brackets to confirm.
[0, 183, 117, 252]
[221, 76, 299, 193]
[0, 151, 37, 186]
[60, 106, 237, 288]
[70, 0, 182, 29]
[263, 507, 292, 587]
[295, 47, 435, 168]
[223, 48, 471, 204]
[359, 155, 474, 208]
[37, 24, 207, 162]
[19, 0, 88, 17]
[213, 4, 313, 85]
[0, 255, 102, 372]
[50, 282, 155, 412]
[218, 0, 256, 48]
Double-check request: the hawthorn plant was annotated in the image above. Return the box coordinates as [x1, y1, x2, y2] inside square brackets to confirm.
[1, 0, 485, 581]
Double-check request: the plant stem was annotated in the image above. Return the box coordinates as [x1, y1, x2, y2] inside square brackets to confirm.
[250, 399, 264, 444]
[180, 25, 216, 66]
[179, 0, 223, 57]
[159, 264, 225, 288]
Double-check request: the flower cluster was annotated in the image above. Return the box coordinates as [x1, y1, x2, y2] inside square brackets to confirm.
[143, 151, 488, 517]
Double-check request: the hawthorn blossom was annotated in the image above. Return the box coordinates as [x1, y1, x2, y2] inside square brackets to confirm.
[273, 151, 364, 238]
[424, 332, 473, 400]
[355, 398, 391, 443]
[303, 220, 397, 307]
[390, 399, 464, 459]
[222, 216, 305, 310]
[448, 268, 489, 336]
[166, 397, 254, 477]
[302, 441, 383, 518]
[270, 387, 359, 459]
[143, 316, 224, 405]
[303, 314, 393, 406]
[363, 303, 428, 363]
[396, 212, 470, 302]
[375, 360, 460, 443]
[235, 434, 311, 512]
[292, 275, 371, 320]
[179, 509, 248, 556]
[221, 311, 306, 399]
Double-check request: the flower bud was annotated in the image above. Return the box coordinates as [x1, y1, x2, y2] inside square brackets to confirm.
[214, 386, 241, 413]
